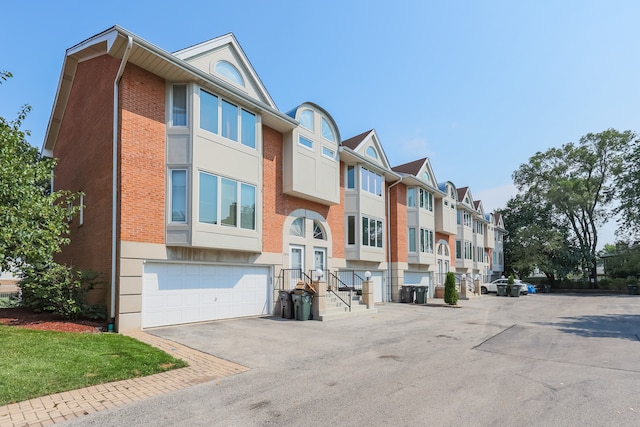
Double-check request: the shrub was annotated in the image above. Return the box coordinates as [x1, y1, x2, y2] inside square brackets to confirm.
[444, 272, 458, 305]
[19, 263, 105, 320]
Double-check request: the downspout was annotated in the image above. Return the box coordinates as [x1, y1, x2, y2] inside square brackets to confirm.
[109, 36, 133, 332]
[386, 177, 404, 302]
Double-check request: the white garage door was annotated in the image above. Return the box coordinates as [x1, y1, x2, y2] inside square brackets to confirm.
[404, 273, 432, 298]
[142, 263, 271, 328]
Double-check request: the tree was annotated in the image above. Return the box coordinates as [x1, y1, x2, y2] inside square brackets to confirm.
[0, 71, 80, 273]
[512, 129, 635, 286]
[615, 134, 640, 241]
[444, 272, 457, 305]
[502, 193, 579, 283]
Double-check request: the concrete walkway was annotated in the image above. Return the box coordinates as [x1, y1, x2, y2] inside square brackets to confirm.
[0, 331, 248, 427]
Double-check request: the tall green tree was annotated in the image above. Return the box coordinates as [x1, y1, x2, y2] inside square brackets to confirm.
[502, 193, 578, 283]
[512, 129, 635, 286]
[615, 133, 640, 241]
[0, 71, 80, 273]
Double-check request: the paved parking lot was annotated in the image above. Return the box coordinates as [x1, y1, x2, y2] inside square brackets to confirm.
[61, 294, 640, 426]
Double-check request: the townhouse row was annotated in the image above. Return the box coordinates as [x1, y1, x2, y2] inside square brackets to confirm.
[43, 26, 506, 332]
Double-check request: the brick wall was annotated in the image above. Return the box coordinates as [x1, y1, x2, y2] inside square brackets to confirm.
[389, 184, 407, 263]
[262, 126, 344, 257]
[53, 55, 119, 282]
[119, 64, 166, 244]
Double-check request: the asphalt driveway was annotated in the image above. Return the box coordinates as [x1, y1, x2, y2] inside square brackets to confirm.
[61, 294, 640, 426]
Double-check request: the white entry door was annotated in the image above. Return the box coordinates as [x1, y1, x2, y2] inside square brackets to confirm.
[314, 247, 326, 275]
[290, 245, 304, 283]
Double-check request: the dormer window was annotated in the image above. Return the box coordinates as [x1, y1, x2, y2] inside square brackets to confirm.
[214, 61, 244, 87]
[366, 146, 378, 160]
[422, 172, 430, 184]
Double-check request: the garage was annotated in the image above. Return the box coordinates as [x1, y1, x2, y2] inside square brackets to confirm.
[142, 263, 271, 328]
[355, 270, 384, 303]
[404, 272, 432, 298]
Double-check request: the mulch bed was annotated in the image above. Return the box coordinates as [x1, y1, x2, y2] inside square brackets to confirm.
[0, 307, 108, 333]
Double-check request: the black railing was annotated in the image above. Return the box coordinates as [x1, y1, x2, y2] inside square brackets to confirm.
[336, 270, 364, 293]
[277, 269, 312, 291]
[326, 272, 352, 309]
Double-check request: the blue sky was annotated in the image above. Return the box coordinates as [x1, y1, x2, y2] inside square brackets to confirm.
[2, 0, 639, 245]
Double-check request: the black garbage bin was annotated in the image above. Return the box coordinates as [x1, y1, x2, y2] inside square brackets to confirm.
[415, 286, 428, 304]
[279, 290, 293, 319]
[628, 284, 639, 295]
[401, 286, 415, 303]
[496, 284, 508, 296]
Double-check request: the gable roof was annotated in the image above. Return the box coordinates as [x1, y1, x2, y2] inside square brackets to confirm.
[339, 129, 396, 177]
[42, 25, 297, 154]
[172, 33, 276, 109]
[392, 158, 426, 176]
[391, 157, 443, 195]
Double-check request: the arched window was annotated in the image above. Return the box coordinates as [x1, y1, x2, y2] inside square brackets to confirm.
[290, 217, 305, 237]
[299, 109, 314, 130]
[422, 172, 430, 183]
[313, 220, 325, 240]
[321, 117, 335, 142]
[214, 61, 244, 87]
[366, 146, 378, 159]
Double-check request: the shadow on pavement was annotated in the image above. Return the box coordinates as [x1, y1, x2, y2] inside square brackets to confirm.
[536, 314, 640, 341]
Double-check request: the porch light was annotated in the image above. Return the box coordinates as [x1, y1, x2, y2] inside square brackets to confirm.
[462, 274, 466, 281]
[315, 269, 324, 280]
[365, 271, 372, 280]
[475, 274, 480, 281]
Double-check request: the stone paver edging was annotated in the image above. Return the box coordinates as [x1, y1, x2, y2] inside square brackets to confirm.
[0, 331, 248, 427]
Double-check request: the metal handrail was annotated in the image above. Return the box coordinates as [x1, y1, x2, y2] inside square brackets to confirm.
[326, 272, 351, 310]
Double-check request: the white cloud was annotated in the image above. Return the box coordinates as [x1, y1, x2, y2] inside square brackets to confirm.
[474, 183, 518, 212]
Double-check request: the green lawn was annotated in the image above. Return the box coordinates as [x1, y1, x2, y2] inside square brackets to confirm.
[0, 326, 188, 406]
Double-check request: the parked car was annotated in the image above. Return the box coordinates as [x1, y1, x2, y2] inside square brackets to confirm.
[481, 278, 528, 295]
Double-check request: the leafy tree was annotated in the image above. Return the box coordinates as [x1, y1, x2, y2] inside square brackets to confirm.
[615, 134, 640, 241]
[0, 71, 80, 273]
[599, 242, 640, 279]
[502, 193, 579, 283]
[512, 129, 635, 286]
[444, 272, 457, 305]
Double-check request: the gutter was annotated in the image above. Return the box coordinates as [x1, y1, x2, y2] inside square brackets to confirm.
[109, 35, 133, 332]
[386, 177, 404, 302]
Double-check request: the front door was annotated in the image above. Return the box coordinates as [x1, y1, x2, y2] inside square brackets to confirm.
[314, 247, 326, 278]
[290, 245, 304, 285]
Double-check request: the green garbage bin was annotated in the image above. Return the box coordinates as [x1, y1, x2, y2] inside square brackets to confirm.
[415, 286, 428, 304]
[496, 284, 508, 296]
[508, 284, 520, 297]
[627, 284, 639, 295]
[292, 291, 313, 320]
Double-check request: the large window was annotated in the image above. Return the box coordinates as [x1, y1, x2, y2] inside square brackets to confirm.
[361, 167, 383, 196]
[419, 228, 434, 253]
[407, 187, 416, 207]
[199, 89, 257, 149]
[347, 215, 355, 244]
[362, 216, 383, 248]
[172, 85, 187, 126]
[199, 171, 255, 230]
[419, 189, 433, 212]
[170, 169, 187, 222]
[456, 240, 462, 259]
[464, 241, 473, 260]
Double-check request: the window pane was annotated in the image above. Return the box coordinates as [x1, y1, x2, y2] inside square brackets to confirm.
[200, 90, 218, 134]
[221, 178, 237, 226]
[290, 217, 304, 237]
[347, 215, 355, 244]
[313, 221, 325, 239]
[376, 220, 383, 247]
[199, 172, 218, 224]
[240, 183, 255, 230]
[420, 230, 425, 252]
[362, 217, 368, 246]
[222, 100, 238, 141]
[322, 146, 335, 159]
[369, 218, 376, 246]
[376, 174, 383, 196]
[241, 109, 256, 149]
[172, 85, 187, 126]
[171, 170, 186, 222]
[407, 188, 415, 207]
[299, 109, 314, 130]
[361, 168, 368, 191]
[347, 166, 355, 189]
[299, 135, 313, 149]
[408, 228, 416, 252]
[321, 117, 335, 141]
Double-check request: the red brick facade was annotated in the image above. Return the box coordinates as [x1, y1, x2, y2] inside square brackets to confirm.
[53, 55, 119, 280]
[262, 126, 345, 258]
[119, 65, 166, 244]
[389, 184, 407, 263]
